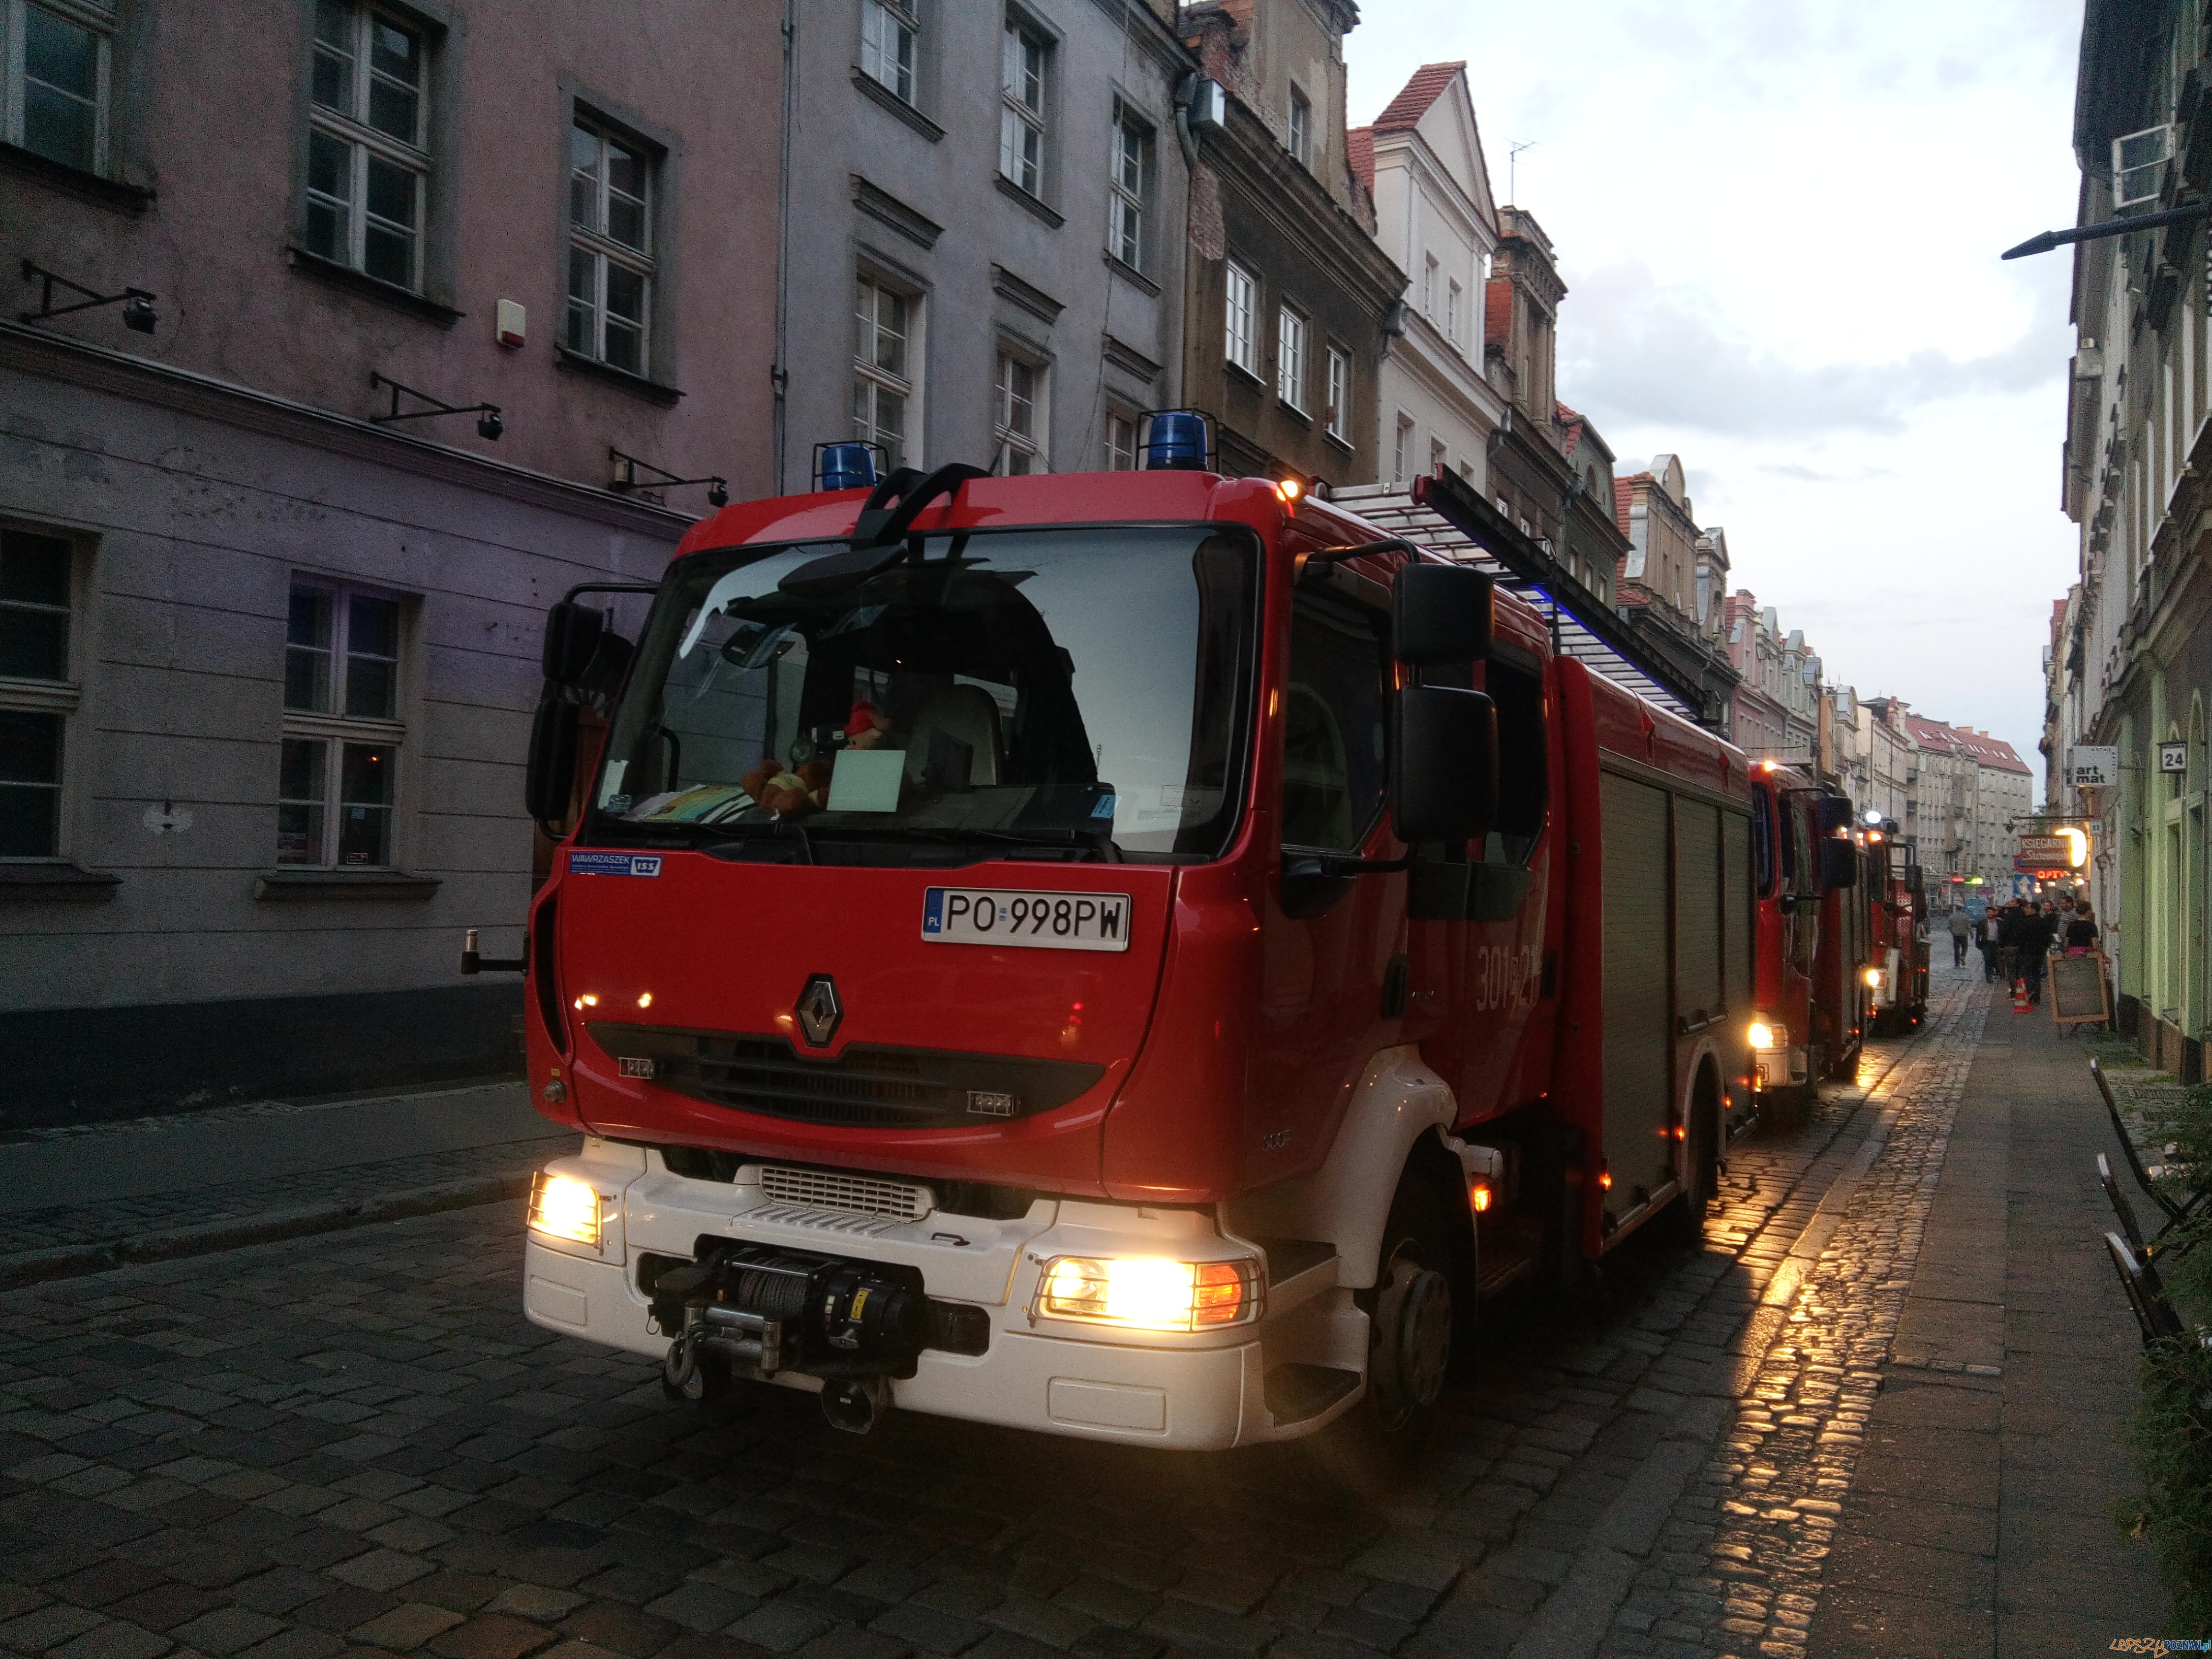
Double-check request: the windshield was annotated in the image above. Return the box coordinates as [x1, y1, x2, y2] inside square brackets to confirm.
[587, 525, 1257, 862]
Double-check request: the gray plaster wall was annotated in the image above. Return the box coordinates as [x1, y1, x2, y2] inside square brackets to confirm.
[777, 0, 1194, 490]
[0, 337, 678, 1027]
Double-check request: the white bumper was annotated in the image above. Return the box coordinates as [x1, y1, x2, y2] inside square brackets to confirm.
[521, 1141, 1362, 1451]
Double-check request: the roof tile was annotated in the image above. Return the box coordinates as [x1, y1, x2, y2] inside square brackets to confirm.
[1347, 126, 1374, 194]
[1373, 63, 1467, 132]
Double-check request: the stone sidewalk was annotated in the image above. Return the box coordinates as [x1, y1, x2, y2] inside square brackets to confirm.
[1803, 972, 2169, 1656]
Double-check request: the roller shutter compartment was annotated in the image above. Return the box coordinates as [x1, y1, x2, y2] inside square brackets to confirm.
[1722, 809, 1753, 1017]
[1675, 798, 1722, 1024]
[1600, 772, 1674, 1207]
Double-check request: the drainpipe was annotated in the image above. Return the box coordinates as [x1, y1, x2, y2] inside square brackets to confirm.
[1173, 70, 1200, 168]
[770, 0, 796, 495]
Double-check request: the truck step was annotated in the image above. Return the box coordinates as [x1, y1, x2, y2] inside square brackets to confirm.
[1476, 1242, 1538, 1300]
[1266, 1362, 1361, 1426]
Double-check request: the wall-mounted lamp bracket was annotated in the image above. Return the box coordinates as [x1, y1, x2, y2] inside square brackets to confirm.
[19, 260, 157, 331]
[368, 371, 502, 440]
[608, 446, 727, 507]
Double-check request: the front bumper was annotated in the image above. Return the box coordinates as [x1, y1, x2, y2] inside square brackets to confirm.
[521, 1142, 1363, 1450]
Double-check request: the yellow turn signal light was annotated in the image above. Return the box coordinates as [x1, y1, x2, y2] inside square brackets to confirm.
[1470, 1180, 1493, 1213]
[1037, 1255, 1261, 1331]
[528, 1171, 602, 1248]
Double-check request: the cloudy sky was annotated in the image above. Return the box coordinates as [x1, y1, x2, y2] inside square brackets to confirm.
[1344, 1, 2085, 790]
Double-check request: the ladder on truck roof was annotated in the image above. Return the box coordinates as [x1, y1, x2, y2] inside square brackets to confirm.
[1332, 468, 1724, 729]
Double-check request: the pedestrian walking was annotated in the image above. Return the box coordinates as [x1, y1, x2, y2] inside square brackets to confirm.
[1976, 912, 2000, 981]
[1996, 901, 2024, 990]
[2022, 903, 2056, 1005]
[1948, 907, 1971, 967]
[2065, 904, 2099, 954]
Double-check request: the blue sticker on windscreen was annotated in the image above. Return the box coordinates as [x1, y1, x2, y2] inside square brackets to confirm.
[1091, 794, 1117, 818]
[570, 852, 663, 877]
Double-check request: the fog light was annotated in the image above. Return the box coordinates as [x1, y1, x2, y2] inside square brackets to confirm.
[529, 1172, 601, 1247]
[1036, 1255, 1261, 1331]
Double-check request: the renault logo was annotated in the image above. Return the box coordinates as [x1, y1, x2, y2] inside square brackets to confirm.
[795, 974, 842, 1048]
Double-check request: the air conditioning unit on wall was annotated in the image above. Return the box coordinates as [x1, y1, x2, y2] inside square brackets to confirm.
[2113, 124, 2174, 210]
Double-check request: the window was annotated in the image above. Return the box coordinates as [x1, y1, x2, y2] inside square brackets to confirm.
[0, 528, 74, 859]
[1109, 100, 1150, 270]
[306, 1, 429, 290]
[1430, 438, 1447, 478]
[1277, 306, 1307, 411]
[998, 17, 1046, 197]
[1325, 346, 1349, 443]
[1447, 279, 1462, 345]
[1286, 85, 1310, 167]
[859, 0, 917, 104]
[1224, 261, 1256, 373]
[1394, 415, 1414, 483]
[566, 117, 655, 377]
[1422, 253, 1436, 317]
[5, 0, 112, 173]
[853, 273, 915, 471]
[993, 350, 1043, 475]
[1483, 658, 1548, 865]
[280, 580, 404, 869]
[1106, 411, 1137, 471]
[1281, 591, 1388, 853]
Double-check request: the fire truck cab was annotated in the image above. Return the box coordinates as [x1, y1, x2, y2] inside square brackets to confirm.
[500, 432, 1753, 1450]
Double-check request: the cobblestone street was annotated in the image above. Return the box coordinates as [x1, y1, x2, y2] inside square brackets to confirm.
[0, 969, 2167, 1659]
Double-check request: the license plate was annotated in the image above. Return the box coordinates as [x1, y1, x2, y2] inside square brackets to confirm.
[922, 887, 1133, 952]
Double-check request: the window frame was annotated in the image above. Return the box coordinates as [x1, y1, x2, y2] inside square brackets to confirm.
[4, 0, 114, 176]
[1286, 84, 1310, 168]
[0, 520, 85, 864]
[1276, 304, 1308, 413]
[992, 345, 1046, 475]
[1224, 260, 1257, 375]
[853, 268, 921, 473]
[1446, 278, 1462, 346]
[304, 0, 433, 293]
[1421, 252, 1436, 318]
[1104, 408, 1138, 471]
[564, 111, 659, 379]
[997, 13, 1048, 199]
[1108, 97, 1151, 272]
[1393, 415, 1414, 484]
[278, 575, 409, 873]
[858, 0, 919, 106]
[1325, 345, 1350, 444]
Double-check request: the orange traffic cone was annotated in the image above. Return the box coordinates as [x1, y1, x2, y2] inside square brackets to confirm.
[2012, 979, 2031, 1012]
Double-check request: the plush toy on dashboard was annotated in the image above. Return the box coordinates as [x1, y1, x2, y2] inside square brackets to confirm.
[740, 756, 832, 816]
[844, 701, 894, 749]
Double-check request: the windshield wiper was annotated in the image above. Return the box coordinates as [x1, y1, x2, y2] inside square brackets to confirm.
[890, 825, 1123, 863]
[694, 818, 814, 864]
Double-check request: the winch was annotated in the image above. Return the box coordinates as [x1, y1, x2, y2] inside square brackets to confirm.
[647, 1241, 988, 1432]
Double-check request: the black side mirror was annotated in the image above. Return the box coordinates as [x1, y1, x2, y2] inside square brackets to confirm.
[542, 602, 605, 686]
[1392, 687, 1497, 843]
[1816, 795, 1856, 838]
[1819, 839, 1859, 892]
[1392, 563, 1494, 665]
[525, 699, 580, 821]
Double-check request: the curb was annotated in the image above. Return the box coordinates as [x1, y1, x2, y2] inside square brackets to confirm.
[0, 1171, 535, 1293]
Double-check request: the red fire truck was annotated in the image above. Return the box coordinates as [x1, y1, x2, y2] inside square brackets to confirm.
[1864, 833, 1927, 1034]
[1745, 765, 1860, 1101]
[491, 432, 1756, 1449]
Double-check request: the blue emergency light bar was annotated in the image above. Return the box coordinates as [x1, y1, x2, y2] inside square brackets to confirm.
[817, 443, 879, 492]
[1142, 411, 1210, 471]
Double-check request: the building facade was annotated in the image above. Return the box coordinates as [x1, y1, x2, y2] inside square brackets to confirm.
[1612, 454, 1737, 724]
[781, 0, 1193, 491]
[1178, 0, 1403, 487]
[1350, 61, 1507, 492]
[2042, 0, 2212, 1067]
[1, 0, 780, 1119]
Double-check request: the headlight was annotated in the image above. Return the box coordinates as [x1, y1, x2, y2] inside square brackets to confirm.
[529, 1171, 602, 1247]
[1036, 1255, 1263, 1331]
[1863, 967, 1885, 988]
[1747, 1019, 1784, 1052]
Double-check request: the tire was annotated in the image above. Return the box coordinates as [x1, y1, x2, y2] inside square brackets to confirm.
[1358, 1173, 1461, 1436]
[1664, 1088, 1718, 1246]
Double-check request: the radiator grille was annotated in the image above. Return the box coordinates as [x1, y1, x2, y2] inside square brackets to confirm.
[586, 1021, 1104, 1129]
[759, 1165, 927, 1220]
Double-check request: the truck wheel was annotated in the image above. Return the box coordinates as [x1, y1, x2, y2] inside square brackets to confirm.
[1362, 1176, 1458, 1434]
[1664, 1090, 1718, 1246]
